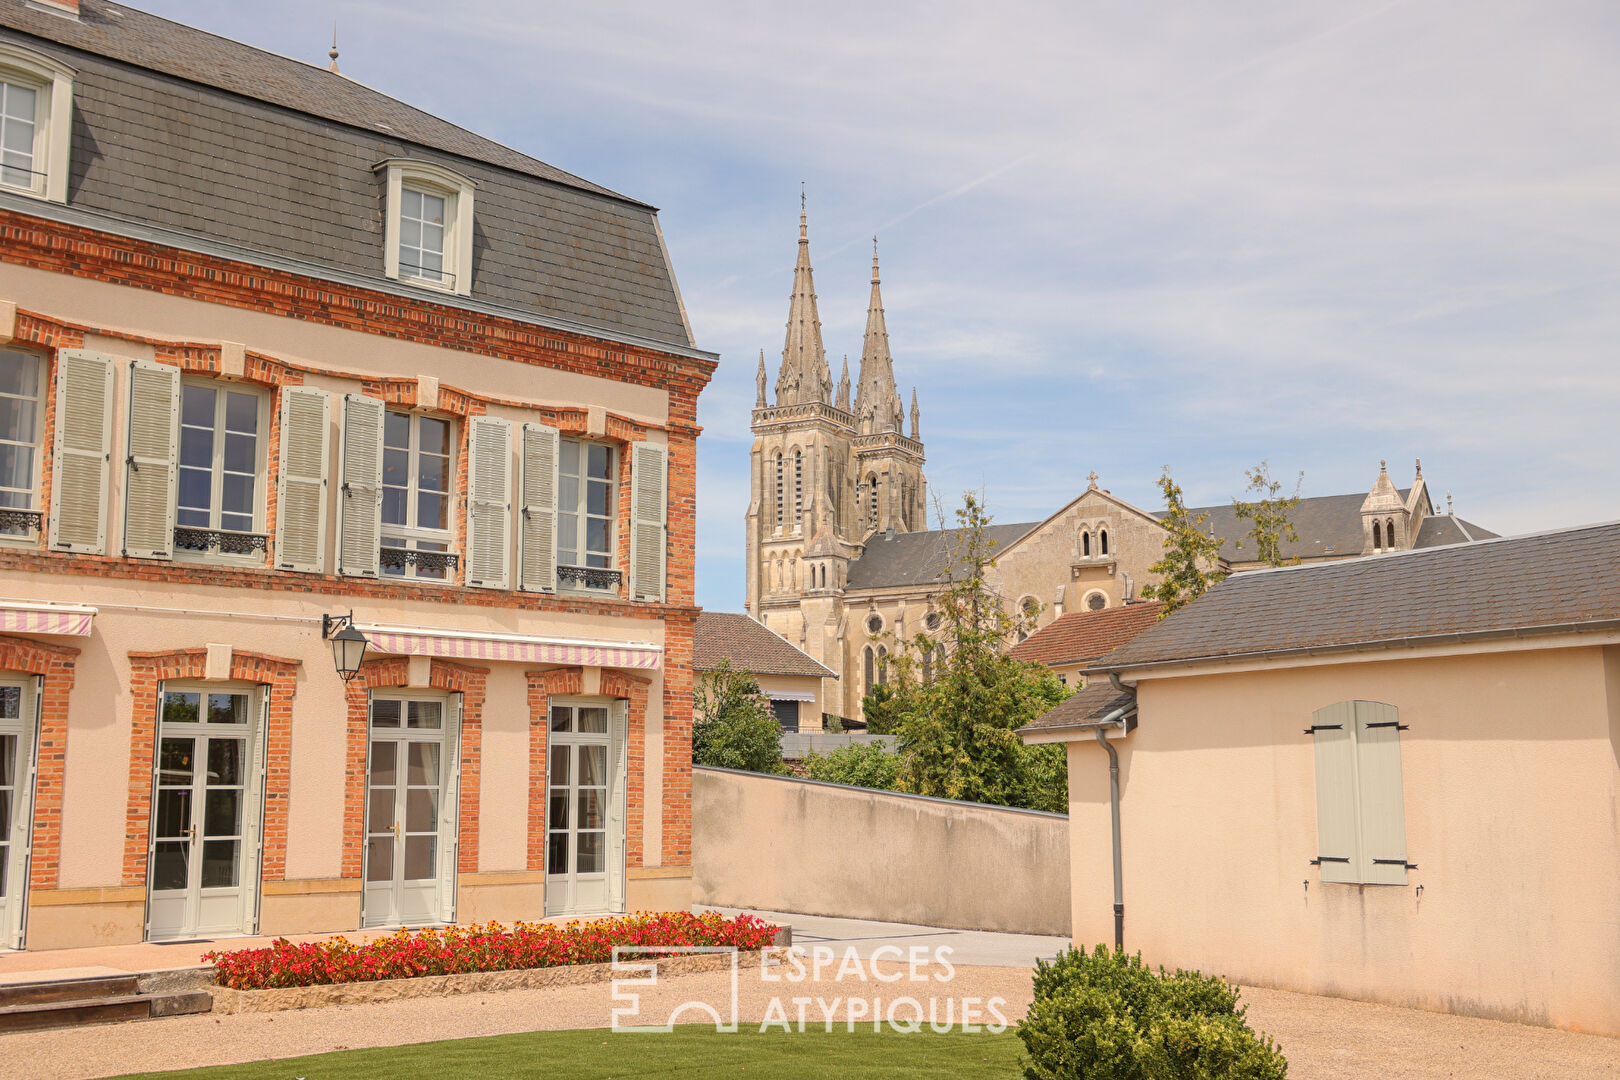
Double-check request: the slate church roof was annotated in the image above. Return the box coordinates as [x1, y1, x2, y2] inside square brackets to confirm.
[1174, 493, 1496, 564]
[0, 0, 697, 350]
[846, 523, 1040, 590]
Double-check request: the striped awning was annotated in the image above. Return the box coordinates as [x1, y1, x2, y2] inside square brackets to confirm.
[765, 689, 817, 702]
[0, 600, 96, 637]
[357, 623, 662, 670]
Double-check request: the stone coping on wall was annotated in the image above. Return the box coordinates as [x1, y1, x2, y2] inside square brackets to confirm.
[694, 765, 1071, 819]
[210, 941, 785, 1015]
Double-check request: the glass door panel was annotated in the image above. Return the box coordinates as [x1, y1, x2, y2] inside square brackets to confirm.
[0, 679, 33, 949]
[148, 690, 260, 941]
[545, 704, 615, 915]
[364, 695, 455, 928]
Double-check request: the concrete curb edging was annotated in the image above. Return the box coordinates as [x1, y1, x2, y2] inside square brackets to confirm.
[209, 930, 790, 1015]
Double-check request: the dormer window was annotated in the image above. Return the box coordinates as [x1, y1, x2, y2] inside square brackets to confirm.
[0, 43, 74, 203]
[378, 159, 475, 297]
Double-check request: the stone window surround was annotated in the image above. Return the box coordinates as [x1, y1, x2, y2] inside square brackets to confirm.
[377, 159, 477, 298]
[0, 41, 73, 204]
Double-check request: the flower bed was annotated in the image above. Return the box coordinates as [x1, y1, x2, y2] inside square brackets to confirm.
[206, 911, 780, 990]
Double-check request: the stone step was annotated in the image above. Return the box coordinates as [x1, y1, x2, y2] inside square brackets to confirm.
[0, 974, 141, 1009]
[0, 982, 214, 1033]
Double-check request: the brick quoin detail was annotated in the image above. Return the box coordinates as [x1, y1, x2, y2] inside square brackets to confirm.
[524, 667, 651, 873]
[341, 657, 487, 880]
[660, 616, 696, 868]
[0, 635, 80, 893]
[120, 650, 301, 889]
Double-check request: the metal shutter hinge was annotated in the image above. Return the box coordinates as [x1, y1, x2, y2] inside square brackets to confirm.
[1303, 724, 1343, 735]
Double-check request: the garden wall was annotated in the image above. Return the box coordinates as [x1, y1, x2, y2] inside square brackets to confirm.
[692, 766, 1071, 936]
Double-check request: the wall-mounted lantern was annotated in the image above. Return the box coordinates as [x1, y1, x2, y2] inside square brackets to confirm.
[322, 611, 369, 681]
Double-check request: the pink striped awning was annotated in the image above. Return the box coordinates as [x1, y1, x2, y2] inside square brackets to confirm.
[358, 624, 662, 670]
[0, 602, 96, 637]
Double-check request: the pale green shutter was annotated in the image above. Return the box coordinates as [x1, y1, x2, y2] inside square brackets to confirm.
[628, 441, 667, 602]
[607, 698, 628, 912]
[122, 361, 180, 559]
[465, 416, 512, 589]
[274, 386, 330, 572]
[1310, 700, 1360, 884]
[48, 350, 114, 554]
[518, 423, 559, 593]
[1354, 701, 1409, 885]
[336, 394, 384, 577]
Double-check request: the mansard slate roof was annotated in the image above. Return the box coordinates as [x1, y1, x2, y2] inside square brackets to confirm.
[846, 523, 1040, 590]
[1009, 602, 1164, 667]
[1170, 491, 1495, 563]
[694, 613, 834, 679]
[0, 0, 695, 348]
[1090, 521, 1620, 674]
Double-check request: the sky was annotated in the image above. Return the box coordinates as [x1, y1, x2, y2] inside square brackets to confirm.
[136, 1, 1620, 612]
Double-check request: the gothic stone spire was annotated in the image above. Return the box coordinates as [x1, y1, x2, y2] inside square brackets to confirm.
[776, 201, 832, 405]
[910, 386, 920, 441]
[837, 355, 851, 412]
[755, 348, 767, 408]
[856, 239, 903, 434]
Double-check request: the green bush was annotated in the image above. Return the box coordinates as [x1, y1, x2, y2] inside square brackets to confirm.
[802, 742, 900, 790]
[692, 660, 786, 774]
[1017, 945, 1287, 1080]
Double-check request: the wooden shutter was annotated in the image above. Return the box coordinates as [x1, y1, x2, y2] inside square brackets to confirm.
[337, 394, 385, 577]
[465, 416, 512, 589]
[274, 387, 330, 572]
[1309, 700, 1360, 884]
[628, 441, 668, 602]
[518, 423, 559, 593]
[1354, 701, 1409, 885]
[121, 361, 180, 560]
[48, 350, 114, 554]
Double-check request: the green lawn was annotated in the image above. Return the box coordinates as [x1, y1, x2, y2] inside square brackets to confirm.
[111, 1026, 1023, 1079]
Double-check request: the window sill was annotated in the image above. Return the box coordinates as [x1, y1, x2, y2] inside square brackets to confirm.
[174, 550, 269, 570]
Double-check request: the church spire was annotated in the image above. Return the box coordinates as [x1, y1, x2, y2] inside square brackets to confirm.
[776, 193, 832, 406]
[755, 349, 767, 408]
[837, 355, 851, 412]
[856, 238, 902, 434]
[910, 387, 920, 441]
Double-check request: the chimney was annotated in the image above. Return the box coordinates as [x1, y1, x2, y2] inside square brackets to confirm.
[34, 0, 80, 17]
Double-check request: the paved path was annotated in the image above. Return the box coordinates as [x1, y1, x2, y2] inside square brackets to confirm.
[3, 910, 1616, 1079]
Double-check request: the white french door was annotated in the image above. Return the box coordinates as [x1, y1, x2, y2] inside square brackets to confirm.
[0, 676, 39, 950]
[147, 685, 266, 941]
[363, 693, 460, 928]
[545, 700, 626, 917]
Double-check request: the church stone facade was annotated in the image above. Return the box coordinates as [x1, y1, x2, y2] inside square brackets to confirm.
[745, 213, 1494, 725]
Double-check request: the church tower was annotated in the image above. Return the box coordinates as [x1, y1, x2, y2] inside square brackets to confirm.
[745, 206, 927, 718]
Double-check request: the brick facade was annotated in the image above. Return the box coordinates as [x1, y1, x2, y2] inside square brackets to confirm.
[119, 649, 300, 888]
[0, 635, 79, 893]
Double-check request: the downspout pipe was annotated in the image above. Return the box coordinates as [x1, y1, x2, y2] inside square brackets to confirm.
[1099, 670, 1136, 952]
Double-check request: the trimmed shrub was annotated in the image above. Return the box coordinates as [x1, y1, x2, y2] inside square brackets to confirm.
[802, 741, 901, 790]
[1017, 945, 1287, 1080]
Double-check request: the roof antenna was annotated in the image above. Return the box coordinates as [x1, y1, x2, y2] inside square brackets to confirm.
[328, 23, 340, 74]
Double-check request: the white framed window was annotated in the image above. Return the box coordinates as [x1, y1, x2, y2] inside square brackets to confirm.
[175, 379, 268, 560]
[0, 43, 72, 203]
[381, 410, 455, 581]
[558, 437, 616, 591]
[0, 348, 44, 541]
[378, 159, 476, 296]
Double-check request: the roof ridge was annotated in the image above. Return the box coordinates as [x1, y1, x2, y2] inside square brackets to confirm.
[1225, 518, 1620, 580]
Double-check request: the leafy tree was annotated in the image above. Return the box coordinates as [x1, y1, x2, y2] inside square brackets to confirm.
[802, 742, 901, 790]
[860, 681, 905, 735]
[691, 660, 785, 774]
[1141, 467, 1227, 617]
[1231, 461, 1303, 568]
[880, 492, 1073, 810]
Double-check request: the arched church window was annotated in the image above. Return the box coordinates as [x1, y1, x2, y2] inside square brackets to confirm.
[1100, 529, 1110, 555]
[1372, 521, 1382, 550]
[864, 646, 875, 689]
[1386, 518, 1396, 548]
[878, 645, 889, 685]
[793, 450, 803, 526]
[1081, 531, 1091, 557]
[867, 475, 879, 527]
[921, 643, 934, 684]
